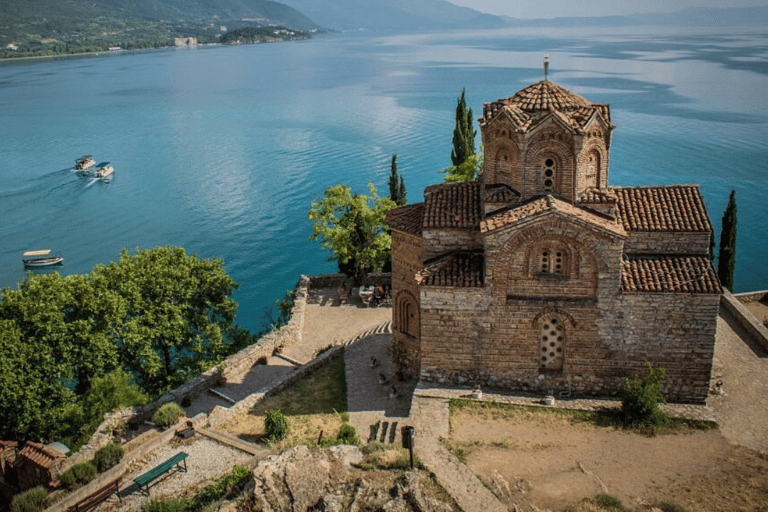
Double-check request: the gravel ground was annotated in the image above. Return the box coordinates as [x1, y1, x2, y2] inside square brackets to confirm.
[101, 437, 254, 511]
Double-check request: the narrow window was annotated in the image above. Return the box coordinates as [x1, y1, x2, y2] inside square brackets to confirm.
[539, 248, 566, 275]
[543, 157, 556, 192]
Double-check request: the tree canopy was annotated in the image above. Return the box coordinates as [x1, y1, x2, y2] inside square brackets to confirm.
[0, 245, 243, 444]
[308, 184, 396, 284]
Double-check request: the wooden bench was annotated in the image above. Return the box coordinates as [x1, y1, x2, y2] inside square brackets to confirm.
[133, 452, 188, 495]
[67, 477, 122, 512]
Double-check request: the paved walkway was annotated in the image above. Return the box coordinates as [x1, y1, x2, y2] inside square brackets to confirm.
[708, 305, 768, 454]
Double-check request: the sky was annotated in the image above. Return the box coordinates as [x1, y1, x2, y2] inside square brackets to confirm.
[448, 0, 768, 19]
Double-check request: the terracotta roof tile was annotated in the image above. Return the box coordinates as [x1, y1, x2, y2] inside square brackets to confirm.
[579, 187, 618, 204]
[386, 203, 424, 236]
[480, 80, 612, 133]
[415, 251, 484, 287]
[621, 256, 721, 294]
[613, 186, 712, 232]
[16, 442, 65, 469]
[423, 182, 482, 229]
[481, 195, 626, 237]
[484, 184, 521, 204]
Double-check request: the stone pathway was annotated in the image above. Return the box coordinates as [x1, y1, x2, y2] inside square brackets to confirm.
[708, 306, 768, 454]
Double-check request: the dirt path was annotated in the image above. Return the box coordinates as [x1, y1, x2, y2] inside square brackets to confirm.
[449, 409, 768, 511]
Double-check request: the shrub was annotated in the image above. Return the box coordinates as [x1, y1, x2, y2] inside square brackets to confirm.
[264, 409, 289, 442]
[11, 486, 48, 512]
[658, 502, 687, 512]
[621, 361, 668, 427]
[590, 494, 624, 510]
[337, 424, 358, 444]
[142, 497, 191, 512]
[153, 402, 186, 428]
[93, 442, 124, 472]
[59, 462, 97, 489]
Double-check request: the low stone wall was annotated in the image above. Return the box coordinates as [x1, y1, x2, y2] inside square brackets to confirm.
[68, 275, 312, 467]
[722, 290, 768, 350]
[734, 290, 768, 304]
[208, 345, 344, 428]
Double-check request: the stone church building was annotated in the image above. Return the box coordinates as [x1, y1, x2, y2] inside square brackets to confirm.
[386, 78, 721, 404]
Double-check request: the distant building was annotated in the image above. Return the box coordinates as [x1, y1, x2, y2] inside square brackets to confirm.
[387, 75, 721, 404]
[174, 37, 198, 47]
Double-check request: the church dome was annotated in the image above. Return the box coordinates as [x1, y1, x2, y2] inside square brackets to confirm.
[509, 80, 592, 112]
[480, 80, 612, 133]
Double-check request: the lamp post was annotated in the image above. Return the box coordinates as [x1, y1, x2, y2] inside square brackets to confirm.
[404, 426, 415, 469]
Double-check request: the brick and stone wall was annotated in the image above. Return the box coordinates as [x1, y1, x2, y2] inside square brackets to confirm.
[624, 231, 710, 255]
[391, 231, 424, 378]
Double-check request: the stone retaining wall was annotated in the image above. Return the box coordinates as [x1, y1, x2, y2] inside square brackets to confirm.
[734, 290, 768, 304]
[722, 290, 768, 350]
[67, 275, 312, 468]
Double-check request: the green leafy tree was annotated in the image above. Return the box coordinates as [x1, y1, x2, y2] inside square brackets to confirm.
[388, 153, 407, 206]
[309, 184, 396, 284]
[718, 189, 737, 291]
[441, 152, 484, 183]
[450, 88, 476, 167]
[95, 246, 239, 395]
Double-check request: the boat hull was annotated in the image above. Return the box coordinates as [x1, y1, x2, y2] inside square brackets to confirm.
[23, 256, 64, 267]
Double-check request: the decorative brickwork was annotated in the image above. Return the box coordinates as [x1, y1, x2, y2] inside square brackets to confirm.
[387, 78, 720, 404]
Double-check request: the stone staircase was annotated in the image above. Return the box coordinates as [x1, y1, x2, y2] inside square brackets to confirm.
[341, 321, 392, 346]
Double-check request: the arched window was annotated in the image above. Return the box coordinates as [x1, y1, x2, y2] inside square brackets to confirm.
[542, 157, 556, 193]
[395, 292, 419, 338]
[539, 316, 565, 370]
[585, 149, 600, 188]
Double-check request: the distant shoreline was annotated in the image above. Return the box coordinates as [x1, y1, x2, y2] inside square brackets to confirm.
[0, 37, 312, 63]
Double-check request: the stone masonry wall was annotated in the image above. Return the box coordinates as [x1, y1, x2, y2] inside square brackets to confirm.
[624, 231, 710, 255]
[422, 229, 481, 261]
[419, 284, 718, 404]
[391, 230, 424, 378]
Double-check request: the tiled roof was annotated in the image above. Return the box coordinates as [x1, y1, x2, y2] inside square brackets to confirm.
[480, 80, 612, 133]
[621, 256, 722, 294]
[15, 442, 66, 469]
[613, 186, 712, 232]
[579, 187, 618, 204]
[484, 184, 520, 204]
[481, 195, 626, 237]
[415, 251, 484, 287]
[386, 203, 424, 236]
[423, 182, 482, 229]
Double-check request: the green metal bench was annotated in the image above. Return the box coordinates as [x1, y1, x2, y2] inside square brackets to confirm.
[133, 452, 188, 495]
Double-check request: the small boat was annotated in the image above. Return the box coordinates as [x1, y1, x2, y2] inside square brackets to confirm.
[95, 165, 114, 178]
[75, 155, 95, 170]
[22, 249, 64, 267]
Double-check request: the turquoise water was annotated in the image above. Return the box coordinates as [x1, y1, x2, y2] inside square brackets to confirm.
[1, 26, 767, 331]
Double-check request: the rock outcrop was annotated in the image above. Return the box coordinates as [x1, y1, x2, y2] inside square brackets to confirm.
[246, 445, 453, 512]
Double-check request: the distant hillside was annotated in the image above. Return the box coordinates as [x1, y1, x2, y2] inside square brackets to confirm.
[500, 5, 768, 27]
[0, 0, 322, 59]
[273, 0, 507, 31]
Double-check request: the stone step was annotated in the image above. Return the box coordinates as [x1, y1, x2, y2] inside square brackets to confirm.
[366, 419, 406, 445]
[343, 321, 392, 346]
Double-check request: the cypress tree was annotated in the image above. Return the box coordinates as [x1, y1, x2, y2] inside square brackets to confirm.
[388, 153, 406, 206]
[718, 189, 737, 290]
[450, 88, 476, 167]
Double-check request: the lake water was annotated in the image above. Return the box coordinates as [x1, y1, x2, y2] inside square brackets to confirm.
[1, 25, 767, 332]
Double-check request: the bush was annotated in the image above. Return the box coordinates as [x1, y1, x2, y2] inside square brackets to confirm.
[142, 497, 191, 512]
[590, 494, 624, 510]
[59, 462, 97, 489]
[264, 409, 289, 442]
[621, 361, 668, 427]
[337, 424, 358, 444]
[11, 486, 48, 512]
[153, 402, 186, 428]
[93, 442, 124, 472]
